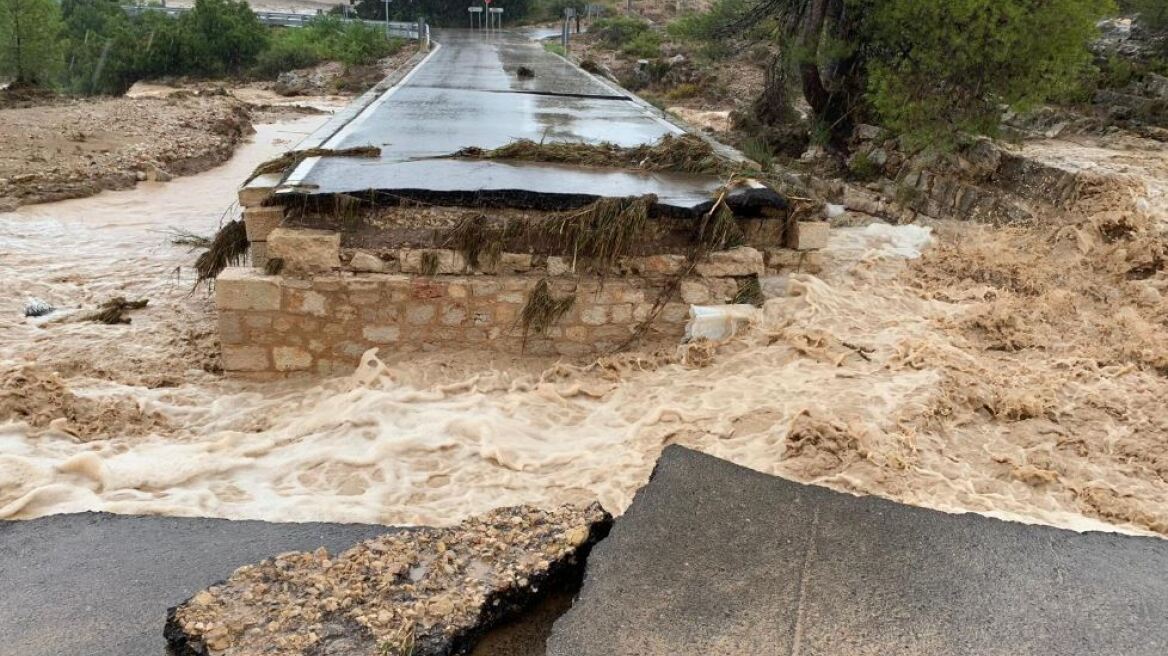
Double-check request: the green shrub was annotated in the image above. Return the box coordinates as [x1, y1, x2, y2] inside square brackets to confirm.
[741, 138, 775, 170]
[176, 0, 269, 76]
[865, 0, 1115, 149]
[591, 15, 651, 49]
[252, 17, 402, 79]
[666, 82, 700, 100]
[621, 30, 661, 58]
[848, 150, 882, 180]
[253, 33, 322, 79]
[0, 0, 65, 87]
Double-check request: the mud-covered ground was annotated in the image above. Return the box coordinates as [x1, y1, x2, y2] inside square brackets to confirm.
[0, 95, 256, 211]
[0, 47, 417, 212]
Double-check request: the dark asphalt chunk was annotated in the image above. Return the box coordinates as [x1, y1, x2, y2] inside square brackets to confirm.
[547, 446, 1168, 656]
[0, 513, 390, 656]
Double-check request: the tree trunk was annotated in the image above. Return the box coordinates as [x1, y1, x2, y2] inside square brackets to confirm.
[754, 54, 794, 126]
[798, 0, 830, 117]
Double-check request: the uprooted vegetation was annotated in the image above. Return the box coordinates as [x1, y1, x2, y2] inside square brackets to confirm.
[246, 145, 382, 185]
[192, 220, 250, 287]
[452, 134, 743, 176]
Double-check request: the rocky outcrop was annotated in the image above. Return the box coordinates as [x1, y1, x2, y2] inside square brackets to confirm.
[164, 504, 611, 656]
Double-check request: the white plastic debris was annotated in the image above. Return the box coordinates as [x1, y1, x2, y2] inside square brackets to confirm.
[23, 297, 55, 318]
[684, 305, 761, 342]
[825, 203, 846, 219]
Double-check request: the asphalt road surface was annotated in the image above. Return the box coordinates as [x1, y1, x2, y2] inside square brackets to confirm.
[548, 446, 1168, 656]
[0, 513, 390, 656]
[281, 29, 726, 208]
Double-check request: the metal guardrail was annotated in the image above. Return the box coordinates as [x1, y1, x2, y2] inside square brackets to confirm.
[123, 5, 423, 39]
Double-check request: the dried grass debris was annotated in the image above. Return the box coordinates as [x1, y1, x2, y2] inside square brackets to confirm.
[521, 279, 576, 347]
[453, 134, 736, 175]
[83, 297, 150, 325]
[245, 146, 381, 185]
[193, 220, 249, 288]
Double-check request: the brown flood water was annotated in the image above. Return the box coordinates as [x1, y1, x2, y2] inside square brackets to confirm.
[2, 121, 1167, 539]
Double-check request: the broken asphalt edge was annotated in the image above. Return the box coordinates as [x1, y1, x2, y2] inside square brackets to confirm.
[161, 509, 614, 656]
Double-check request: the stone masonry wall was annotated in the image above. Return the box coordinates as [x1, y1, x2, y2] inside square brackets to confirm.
[224, 189, 828, 377]
[217, 269, 724, 376]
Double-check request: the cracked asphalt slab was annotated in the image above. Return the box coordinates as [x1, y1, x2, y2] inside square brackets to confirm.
[546, 446, 1168, 656]
[0, 513, 389, 656]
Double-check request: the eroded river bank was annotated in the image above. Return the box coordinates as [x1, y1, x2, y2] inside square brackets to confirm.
[2, 117, 1168, 539]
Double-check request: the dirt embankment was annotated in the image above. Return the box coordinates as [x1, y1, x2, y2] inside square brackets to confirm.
[0, 94, 254, 211]
[0, 47, 419, 212]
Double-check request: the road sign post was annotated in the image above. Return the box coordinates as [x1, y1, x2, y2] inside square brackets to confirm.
[468, 6, 483, 29]
[488, 7, 503, 30]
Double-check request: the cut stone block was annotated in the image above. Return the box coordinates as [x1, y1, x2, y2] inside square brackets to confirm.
[249, 242, 268, 269]
[237, 172, 283, 208]
[400, 248, 467, 275]
[547, 256, 574, 276]
[272, 346, 312, 372]
[788, 221, 830, 251]
[693, 247, 764, 277]
[349, 251, 385, 273]
[215, 267, 281, 312]
[267, 228, 340, 275]
[221, 346, 269, 372]
[243, 206, 284, 242]
[765, 248, 825, 274]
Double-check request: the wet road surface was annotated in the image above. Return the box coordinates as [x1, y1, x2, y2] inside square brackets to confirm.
[282, 29, 726, 207]
[549, 447, 1168, 656]
[0, 513, 389, 656]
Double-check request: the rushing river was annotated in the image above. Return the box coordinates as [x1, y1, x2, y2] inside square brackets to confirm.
[1, 118, 1162, 537]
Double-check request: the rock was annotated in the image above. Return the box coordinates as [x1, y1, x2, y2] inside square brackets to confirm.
[165, 504, 612, 656]
[1146, 74, 1168, 100]
[144, 163, 173, 182]
[349, 251, 385, 273]
[667, 54, 686, 65]
[853, 123, 884, 141]
[273, 70, 312, 97]
[694, 247, 764, 277]
[787, 221, 830, 251]
[267, 228, 341, 275]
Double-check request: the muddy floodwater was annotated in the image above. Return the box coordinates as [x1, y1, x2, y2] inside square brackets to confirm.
[3, 119, 1168, 539]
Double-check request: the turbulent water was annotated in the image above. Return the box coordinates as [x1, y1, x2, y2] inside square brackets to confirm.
[3, 120, 1168, 538]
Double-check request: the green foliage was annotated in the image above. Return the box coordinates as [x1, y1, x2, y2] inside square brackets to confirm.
[666, 82, 700, 100]
[668, 0, 769, 42]
[847, 149, 882, 180]
[176, 0, 269, 76]
[1123, 0, 1168, 33]
[591, 15, 651, 49]
[252, 31, 322, 79]
[864, 0, 1116, 148]
[544, 41, 566, 57]
[50, 1, 404, 94]
[532, 0, 586, 21]
[621, 29, 661, 58]
[0, 0, 65, 86]
[253, 16, 401, 78]
[741, 138, 775, 170]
